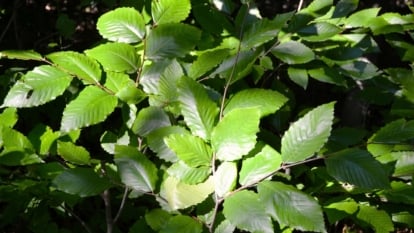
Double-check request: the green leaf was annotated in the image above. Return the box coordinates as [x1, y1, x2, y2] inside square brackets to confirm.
[332, 0, 358, 18]
[224, 89, 288, 117]
[0, 151, 43, 166]
[57, 141, 90, 165]
[214, 162, 237, 197]
[165, 134, 212, 167]
[160, 176, 214, 210]
[369, 119, 414, 144]
[272, 41, 315, 64]
[258, 181, 326, 232]
[114, 146, 158, 193]
[0, 108, 18, 128]
[0, 50, 43, 61]
[392, 151, 414, 177]
[132, 106, 171, 136]
[357, 205, 394, 233]
[325, 149, 390, 189]
[288, 67, 308, 89]
[308, 66, 347, 86]
[239, 145, 282, 186]
[345, 8, 380, 28]
[340, 60, 380, 80]
[47, 51, 102, 84]
[212, 107, 261, 161]
[160, 215, 202, 233]
[302, 0, 333, 15]
[146, 23, 201, 59]
[387, 68, 414, 103]
[324, 198, 359, 223]
[2, 65, 72, 108]
[104, 72, 146, 104]
[298, 22, 342, 41]
[39, 126, 60, 155]
[60, 86, 118, 132]
[223, 190, 273, 233]
[52, 167, 112, 197]
[152, 0, 191, 25]
[97, 7, 146, 43]
[241, 18, 282, 49]
[178, 76, 219, 140]
[189, 49, 230, 79]
[214, 220, 236, 233]
[147, 126, 188, 162]
[281, 102, 335, 163]
[86, 42, 140, 73]
[167, 161, 210, 184]
[145, 209, 172, 231]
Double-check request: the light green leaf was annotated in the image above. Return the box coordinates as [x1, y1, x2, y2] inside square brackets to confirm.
[165, 134, 211, 167]
[298, 22, 342, 41]
[357, 205, 394, 233]
[392, 151, 414, 177]
[241, 18, 283, 49]
[86, 42, 140, 73]
[288, 67, 308, 89]
[239, 145, 282, 186]
[214, 162, 237, 197]
[39, 126, 60, 155]
[223, 190, 273, 233]
[178, 76, 219, 140]
[60, 86, 118, 132]
[272, 41, 315, 64]
[302, 0, 333, 14]
[224, 88, 287, 117]
[281, 102, 335, 163]
[57, 141, 91, 165]
[258, 181, 326, 233]
[1, 127, 34, 151]
[308, 66, 347, 86]
[160, 215, 202, 233]
[114, 145, 158, 193]
[324, 198, 359, 223]
[160, 176, 214, 210]
[146, 23, 201, 59]
[147, 126, 188, 162]
[104, 72, 146, 104]
[47, 51, 101, 84]
[189, 49, 230, 79]
[214, 220, 236, 233]
[369, 119, 414, 143]
[145, 209, 172, 231]
[0, 108, 18, 128]
[167, 161, 210, 184]
[2, 65, 72, 108]
[152, 0, 191, 25]
[0, 50, 43, 61]
[345, 8, 380, 28]
[212, 107, 261, 161]
[325, 148, 390, 189]
[132, 106, 171, 136]
[96, 7, 146, 43]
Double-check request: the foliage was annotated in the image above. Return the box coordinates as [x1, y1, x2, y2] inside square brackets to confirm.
[1, 0, 414, 232]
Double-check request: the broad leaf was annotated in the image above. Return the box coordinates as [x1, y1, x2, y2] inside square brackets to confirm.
[57, 141, 91, 165]
[52, 167, 112, 197]
[369, 119, 414, 144]
[324, 198, 359, 223]
[189, 49, 230, 79]
[2, 65, 72, 108]
[302, 0, 333, 15]
[332, 0, 358, 18]
[165, 134, 211, 167]
[146, 23, 201, 59]
[288, 67, 308, 89]
[0, 108, 17, 128]
[132, 106, 171, 136]
[97, 7, 146, 43]
[308, 66, 347, 86]
[272, 41, 315, 64]
[212, 107, 261, 161]
[214, 162, 237, 197]
[340, 60, 380, 80]
[47, 51, 102, 84]
[357, 205, 394, 233]
[61, 86, 118, 132]
[160, 176, 214, 210]
[147, 126, 188, 162]
[152, 0, 191, 25]
[239, 145, 282, 186]
[223, 190, 273, 233]
[325, 149, 390, 189]
[0, 50, 43, 61]
[345, 8, 381, 28]
[258, 181, 326, 232]
[241, 18, 282, 49]
[298, 22, 342, 41]
[281, 102, 335, 163]
[178, 76, 219, 140]
[160, 215, 202, 233]
[114, 145, 158, 193]
[86, 42, 140, 73]
[224, 88, 288, 117]
[145, 209, 172, 231]
[167, 161, 210, 184]
[391, 151, 414, 177]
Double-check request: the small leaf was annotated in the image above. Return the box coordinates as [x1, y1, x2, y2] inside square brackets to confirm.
[57, 141, 91, 165]
[97, 7, 146, 43]
[167, 161, 210, 184]
[258, 181, 326, 233]
[160, 215, 202, 233]
[288, 67, 308, 89]
[302, 0, 333, 14]
[298, 22, 342, 41]
[115, 146, 158, 193]
[223, 190, 273, 233]
[281, 102, 335, 163]
[2, 65, 72, 108]
[272, 41, 315, 64]
[0, 50, 43, 61]
[86, 42, 140, 73]
[325, 148, 390, 189]
[357, 205, 394, 233]
[214, 220, 236, 233]
[0, 108, 18, 128]
[47, 51, 101, 84]
[214, 162, 237, 197]
[224, 88, 288, 117]
[165, 134, 212, 167]
[239, 145, 282, 186]
[324, 198, 359, 223]
[160, 176, 214, 210]
[61, 86, 118, 132]
[212, 107, 261, 161]
[132, 106, 171, 136]
[152, 0, 191, 25]
[52, 167, 112, 197]
[178, 76, 219, 140]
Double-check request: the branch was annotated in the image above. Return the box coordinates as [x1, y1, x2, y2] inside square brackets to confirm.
[62, 204, 93, 233]
[113, 187, 130, 224]
[102, 189, 114, 233]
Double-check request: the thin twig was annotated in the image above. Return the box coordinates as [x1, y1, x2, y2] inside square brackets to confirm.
[62, 204, 93, 233]
[298, 0, 305, 11]
[102, 189, 114, 233]
[113, 187, 129, 224]
[0, 0, 19, 45]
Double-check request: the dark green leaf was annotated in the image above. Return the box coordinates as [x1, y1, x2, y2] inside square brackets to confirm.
[298, 22, 342, 41]
[147, 126, 188, 162]
[152, 0, 191, 25]
[308, 66, 347, 86]
[57, 141, 91, 165]
[332, 0, 358, 18]
[165, 134, 212, 167]
[272, 41, 315, 64]
[241, 18, 281, 49]
[145, 209, 172, 231]
[387, 68, 414, 103]
[340, 60, 380, 80]
[132, 106, 171, 136]
[324, 198, 359, 223]
[288, 67, 308, 89]
[160, 215, 202, 233]
[189, 49, 230, 79]
[369, 119, 414, 144]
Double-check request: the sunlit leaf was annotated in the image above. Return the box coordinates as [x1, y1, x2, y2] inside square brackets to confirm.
[147, 126, 188, 162]
[145, 209, 172, 231]
[0, 108, 18, 128]
[288, 67, 308, 89]
[357, 205, 394, 233]
[160, 215, 203, 233]
[214, 162, 237, 197]
[272, 41, 315, 64]
[152, 0, 191, 25]
[165, 134, 211, 167]
[298, 22, 342, 41]
[57, 141, 91, 165]
[132, 106, 171, 136]
[167, 161, 210, 184]
[189, 49, 230, 79]
[0, 50, 43, 61]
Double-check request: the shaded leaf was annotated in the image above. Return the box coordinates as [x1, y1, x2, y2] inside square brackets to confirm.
[145, 209, 172, 231]
[147, 126, 188, 162]
[57, 141, 91, 165]
[214, 220, 236, 233]
[132, 106, 171, 136]
[152, 0, 191, 25]
[340, 60, 380, 80]
[160, 215, 202, 233]
[324, 198, 359, 223]
[189, 49, 230, 79]
[332, 0, 358, 18]
[241, 18, 282, 49]
[165, 134, 211, 167]
[214, 162, 237, 197]
[369, 119, 414, 144]
[298, 22, 342, 41]
[288, 67, 308, 89]
[272, 41, 315, 64]
[308, 66, 347, 86]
